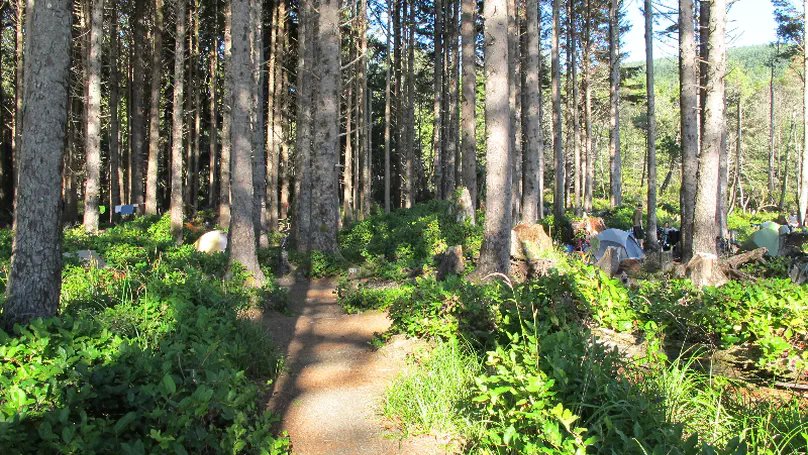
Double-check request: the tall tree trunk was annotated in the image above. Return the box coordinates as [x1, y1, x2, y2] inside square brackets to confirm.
[191, 4, 202, 214]
[266, 1, 280, 231]
[310, 0, 340, 252]
[344, 54, 355, 221]
[679, 0, 698, 262]
[521, 0, 540, 223]
[384, 0, 392, 213]
[229, 0, 265, 284]
[608, 0, 621, 207]
[734, 95, 744, 212]
[131, 0, 147, 210]
[251, 0, 267, 246]
[645, 0, 658, 251]
[219, 2, 232, 227]
[83, 0, 103, 232]
[279, 3, 290, 222]
[404, 0, 416, 207]
[109, 0, 120, 223]
[583, 0, 593, 212]
[170, 0, 186, 244]
[145, 0, 164, 215]
[475, 0, 511, 276]
[461, 0, 476, 212]
[800, 0, 808, 225]
[13, 0, 25, 194]
[4, 0, 72, 330]
[507, 0, 521, 220]
[360, 0, 371, 218]
[208, 38, 219, 209]
[442, 0, 457, 199]
[768, 44, 777, 203]
[692, 0, 726, 256]
[782, 115, 796, 210]
[571, 2, 581, 213]
[292, 0, 313, 250]
[432, 0, 443, 199]
[552, 0, 564, 218]
[393, 0, 402, 205]
[717, 92, 729, 238]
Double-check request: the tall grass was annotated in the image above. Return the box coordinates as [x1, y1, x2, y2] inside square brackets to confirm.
[382, 339, 483, 439]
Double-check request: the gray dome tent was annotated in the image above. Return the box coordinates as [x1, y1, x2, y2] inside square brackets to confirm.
[590, 229, 645, 261]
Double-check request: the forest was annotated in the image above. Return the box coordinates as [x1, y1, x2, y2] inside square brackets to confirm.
[0, 0, 807, 453]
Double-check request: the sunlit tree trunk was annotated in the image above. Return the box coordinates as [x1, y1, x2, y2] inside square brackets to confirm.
[109, 0, 120, 223]
[680, 0, 698, 262]
[360, 0, 371, 219]
[692, 0, 726, 256]
[552, 0, 564, 217]
[229, 0, 265, 284]
[208, 30, 219, 210]
[799, 0, 808, 224]
[583, 0, 593, 213]
[170, 0, 186, 244]
[768, 44, 777, 203]
[251, 0, 268, 246]
[645, 0, 658, 251]
[608, 0, 621, 207]
[508, 0, 521, 220]
[145, 0, 163, 215]
[432, 0, 444, 199]
[521, 0, 540, 223]
[4, 0, 72, 330]
[219, 2, 232, 228]
[311, 0, 340, 252]
[475, 0, 511, 276]
[404, 0, 416, 207]
[461, 0, 477, 211]
[571, 2, 581, 213]
[131, 0, 147, 210]
[384, 0, 392, 212]
[83, 0, 103, 232]
[292, 0, 313, 250]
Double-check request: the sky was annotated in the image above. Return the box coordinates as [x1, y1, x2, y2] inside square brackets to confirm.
[623, 0, 780, 62]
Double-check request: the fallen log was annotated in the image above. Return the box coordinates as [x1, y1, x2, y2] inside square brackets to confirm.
[721, 247, 767, 270]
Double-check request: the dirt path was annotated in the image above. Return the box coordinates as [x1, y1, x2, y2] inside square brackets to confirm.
[263, 278, 443, 455]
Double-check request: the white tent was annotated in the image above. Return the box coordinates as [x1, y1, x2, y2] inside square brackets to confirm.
[590, 229, 645, 261]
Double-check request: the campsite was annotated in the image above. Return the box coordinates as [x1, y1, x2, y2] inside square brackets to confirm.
[2, 0, 808, 453]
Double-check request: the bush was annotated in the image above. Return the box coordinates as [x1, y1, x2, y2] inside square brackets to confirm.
[0, 215, 290, 454]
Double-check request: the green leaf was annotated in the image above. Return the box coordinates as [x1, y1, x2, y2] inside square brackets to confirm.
[162, 374, 177, 395]
[62, 425, 75, 443]
[115, 411, 138, 435]
[38, 421, 57, 440]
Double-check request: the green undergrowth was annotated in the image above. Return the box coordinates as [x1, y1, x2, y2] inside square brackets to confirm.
[294, 200, 483, 280]
[380, 249, 807, 454]
[0, 215, 291, 454]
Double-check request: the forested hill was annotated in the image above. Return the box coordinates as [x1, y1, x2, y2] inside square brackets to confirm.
[631, 44, 779, 86]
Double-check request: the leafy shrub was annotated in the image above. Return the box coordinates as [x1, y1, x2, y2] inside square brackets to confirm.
[0, 215, 290, 454]
[337, 280, 414, 314]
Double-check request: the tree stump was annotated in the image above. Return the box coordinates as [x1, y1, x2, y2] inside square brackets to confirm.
[597, 246, 620, 277]
[686, 252, 728, 288]
[437, 245, 465, 280]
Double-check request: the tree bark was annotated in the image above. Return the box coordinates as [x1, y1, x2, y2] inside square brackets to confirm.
[191, 4, 202, 214]
[570, 0, 581, 212]
[208, 38, 218, 210]
[404, 0, 416, 207]
[552, 0, 564, 218]
[645, 0, 658, 251]
[608, 0, 621, 207]
[475, 0, 511, 276]
[768, 45, 777, 203]
[507, 0, 521, 220]
[292, 0, 313, 251]
[800, 0, 808, 224]
[734, 95, 744, 212]
[680, 0, 698, 262]
[692, 0, 726, 256]
[228, 0, 265, 284]
[583, 0, 593, 213]
[4, 0, 71, 330]
[131, 0, 147, 210]
[344, 52, 355, 221]
[310, 0, 340, 252]
[83, 0, 103, 232]
[219, 2, 232, 228]
[360, 0, 371, 219]
[432, 0, 444, 199]
[521, 0, 540, 224]
[383, 0, 392, 213]
[145, 0, 164, 215]
[170, 0, 186, 244]
[109, 0, 120, 223]
[251, 0, 267, 246]
[461, 0, 476, 212]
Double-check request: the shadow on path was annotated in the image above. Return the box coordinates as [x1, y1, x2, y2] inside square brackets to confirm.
[261, 277, 442, 455]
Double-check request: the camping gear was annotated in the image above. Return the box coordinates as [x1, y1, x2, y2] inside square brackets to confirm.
[590, 229, 645, 262]
[741, 221, 783, 257]
[194, 231, 228, 253]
